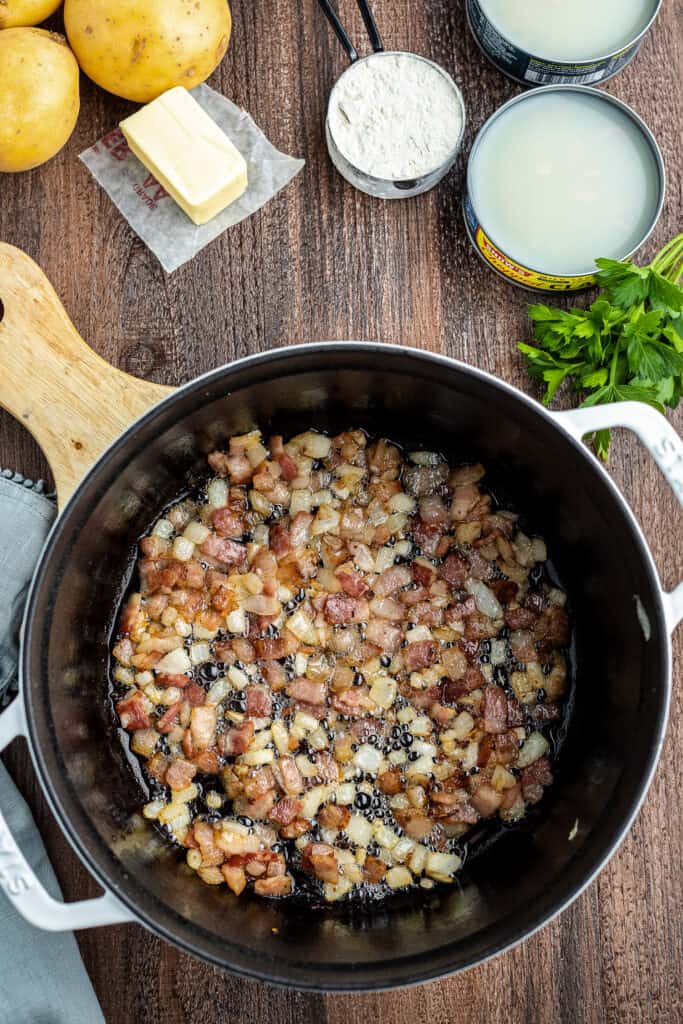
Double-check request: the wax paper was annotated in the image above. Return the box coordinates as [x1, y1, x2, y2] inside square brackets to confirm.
[80, 84, 305, 273]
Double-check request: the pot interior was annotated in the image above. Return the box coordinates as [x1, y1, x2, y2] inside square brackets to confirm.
[24, 346, 669, 988]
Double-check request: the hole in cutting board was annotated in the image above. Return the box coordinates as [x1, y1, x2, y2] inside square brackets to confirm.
[0, 298, 4, 324]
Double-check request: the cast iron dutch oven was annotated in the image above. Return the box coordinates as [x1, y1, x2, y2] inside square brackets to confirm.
[0, 244, 681, 990]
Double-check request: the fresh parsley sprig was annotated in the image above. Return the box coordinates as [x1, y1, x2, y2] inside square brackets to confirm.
[519, 233, 683, 459]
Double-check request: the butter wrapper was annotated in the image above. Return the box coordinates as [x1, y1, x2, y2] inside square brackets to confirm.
[80, 84, 304, 273]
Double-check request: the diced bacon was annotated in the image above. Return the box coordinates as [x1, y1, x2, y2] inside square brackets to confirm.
[470, 782, 503, 817]
[278, 452, 299, 481]
[524, 591, 547, 614]
[337, 570, 370, 598]
[324, 594, 369, 625]
[112, 638, 134, 666]
[146, 752, 169, 783]
[253, 633, 298, 660]
[269, 436, 285, 458]
[192, 748, 221, 774]
[482, 685, 508, 734]
[260, 660, 287, 690]
[444, 596, 476, 622]
[467, 548, 494, 581]
[120, 593, 142, 634]
[286, 678, 327, 704]
[534, 606, 570, 650]
[439, 553, 470, 588]
[302, 843, 339, 883]
[412, 519, 444, 557]
[269, 797, 303, 826]
[185, 683, 207, 706]
[243, 767, 276, 801]
[400, 584, 429, 606]
[212, 507, 244, 538]
[365, 619, 402, 652]
[269, 523, 291, 557]
[450, 484, 480, 521]
[520, 756, 553, 790]
[254, 874, 292, 897]
[419, 495, 450, 526]
[405, 640, 438, 672]
[313, 752, 340, 783]
[369, 596, 404, 621]
[404, 463, 448, 497]
[412, 559, 437, 587]
[364, 856, 387, 883]
[378, 768, 402, 795]
[464, 612, 500, 640]
[510, 629, 537, 664]
[116, 694, 150, 731]
[374, 565, 412, 597]
[506, 696, 526, 727]
[505, 607, 538, 630]
[200, 534, 246, 567]
[222, 863, 248, 895]
[318, 803, 351, 830]
[339, 507, 365, 540]
[245, 684, 273, 717]
[190, 705, 217, 750]
[442, 802, 479, 825]
[490, 579, 519, 605]
[157, 702, 183, 734]
[219, 721, 255, 757]
[222, 452, 252, 484]
[156, 673, 192, 690]
[278, 756, 304, 795]
[395, 810, 434, 840]
[290, 512, 314, 547]
[208, 451, 230, 476]
[166, 759, 197, 791]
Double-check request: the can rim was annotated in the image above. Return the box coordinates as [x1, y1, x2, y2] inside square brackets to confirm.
[465, 84, 666, 283]
[469, 0, 663, 67]
[325, 50, 467, 185]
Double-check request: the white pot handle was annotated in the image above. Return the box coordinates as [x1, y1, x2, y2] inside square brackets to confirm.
[0, 697, 133, 931]
[553, 401, 683, 633]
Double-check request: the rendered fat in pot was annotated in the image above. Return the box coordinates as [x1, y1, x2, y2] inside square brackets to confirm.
[463, 86, 665, 292]
[467, 0, 662, 87]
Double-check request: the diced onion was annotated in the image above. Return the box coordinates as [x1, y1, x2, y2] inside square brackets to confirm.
[466, 579, 503, 619]
[516, 731, 549, 769]
[183, 521, 210, 545]
[155, 648, 191, 675]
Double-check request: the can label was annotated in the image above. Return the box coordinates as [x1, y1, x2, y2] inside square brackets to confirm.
[463, 195, 596, 292]
[467, 0, 641, 85]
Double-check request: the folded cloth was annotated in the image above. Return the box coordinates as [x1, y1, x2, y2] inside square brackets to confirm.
[0, 470, 105, 1024]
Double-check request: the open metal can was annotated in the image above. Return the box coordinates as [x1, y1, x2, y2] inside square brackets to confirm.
[463, 86, 665, 293]
[466, 0, 663, 87]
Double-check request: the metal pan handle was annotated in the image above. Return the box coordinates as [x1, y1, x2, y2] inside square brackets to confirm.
[0, 698, 133, 931]
[553, 401, 683, 633]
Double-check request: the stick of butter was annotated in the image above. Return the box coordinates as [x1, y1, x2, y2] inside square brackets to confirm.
[119, 87, 248, 226]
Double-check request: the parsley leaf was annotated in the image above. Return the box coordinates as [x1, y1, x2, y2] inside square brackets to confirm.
[519, 234, 683, 460]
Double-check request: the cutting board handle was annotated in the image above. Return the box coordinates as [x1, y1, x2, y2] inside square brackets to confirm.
[0, 243, 173, 505]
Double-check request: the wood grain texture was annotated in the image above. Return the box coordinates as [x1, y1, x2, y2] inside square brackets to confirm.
[1, 0, 682, 1021]
[0, 243, 172, 503]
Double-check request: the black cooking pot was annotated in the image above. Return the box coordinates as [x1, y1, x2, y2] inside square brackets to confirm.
[0, 245, 681, 990]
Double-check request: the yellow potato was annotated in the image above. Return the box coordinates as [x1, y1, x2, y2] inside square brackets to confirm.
[0, 0, 62, 29]
[0, 28, 80, 173]
[64, 0, 232, 103]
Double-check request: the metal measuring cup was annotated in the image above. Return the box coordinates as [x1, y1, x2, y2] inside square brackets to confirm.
[317, 0, 466, 199]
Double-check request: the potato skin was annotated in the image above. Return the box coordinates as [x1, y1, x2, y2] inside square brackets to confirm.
[64, 0, 232, 103]
[0, 0, 63, 29]
[0, 28, 80, 173]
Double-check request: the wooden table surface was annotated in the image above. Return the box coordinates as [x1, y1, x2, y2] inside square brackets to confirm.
[1, 1, 682, 1021]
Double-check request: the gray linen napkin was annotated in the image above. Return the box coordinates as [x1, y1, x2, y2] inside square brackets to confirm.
[0, 470, 105, 1024]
